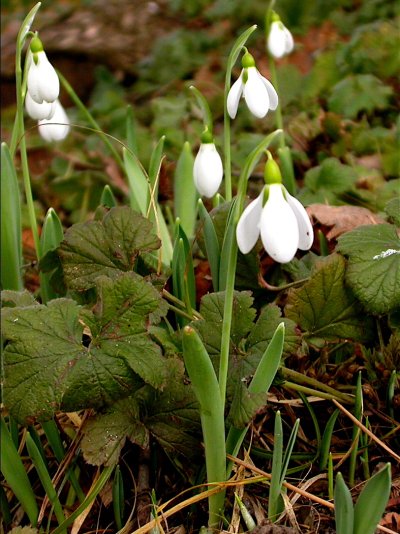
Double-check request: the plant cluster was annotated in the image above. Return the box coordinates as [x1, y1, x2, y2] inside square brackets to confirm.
[1, 1, 399, 533]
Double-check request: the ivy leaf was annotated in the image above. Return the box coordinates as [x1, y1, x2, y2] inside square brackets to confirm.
[3, 272, 168, 424]
[82, 361, 200, 467]
[328, 74, 393, 119]
[337, 224, 400, 315]
[58, 206, 160, 290]
[286, 254, 374, 343]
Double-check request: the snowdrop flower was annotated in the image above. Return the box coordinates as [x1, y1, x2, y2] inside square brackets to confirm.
[26, 36, 59, 104]
[25, 91, 56, 120]
[193, 129, 223, 198]
[267, 15, 294, 59]
[236, 156, 313, 263]
[227, 50, 278, 119]
[38, 99, 70, 142]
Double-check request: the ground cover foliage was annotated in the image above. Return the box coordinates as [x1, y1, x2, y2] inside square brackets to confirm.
[1, 0, 400, 532]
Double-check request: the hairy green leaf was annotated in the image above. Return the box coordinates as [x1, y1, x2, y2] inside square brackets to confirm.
[328, 74, 393, 119]
[58, 207, 160, 290]
[3, 273, 168, 424]
[337, 224, 400, 314]
[286, 254, 374, 343]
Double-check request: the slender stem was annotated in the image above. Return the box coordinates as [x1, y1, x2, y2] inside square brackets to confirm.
[281, 367, 355, 404]
[57, 71, 124, 169]
[223, 102, 232, 201]
[283, 381, 351, 403]
[268, 59, 285, 149]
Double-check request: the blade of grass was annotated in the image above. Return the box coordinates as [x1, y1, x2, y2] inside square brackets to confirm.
[319, 409, 340, 470]
[349, 372, 363, 486]
[113, 465, 124, 531]
[50, 465, 114, 534]
[268, 411, 283, 522]
[100, 185, 117, 208]
[0, 418, 38, 526]
[25, 433, 66, 532]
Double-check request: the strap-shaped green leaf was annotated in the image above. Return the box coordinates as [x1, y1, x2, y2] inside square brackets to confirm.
[335, 472, 354, 534]
[353, 463, 391, 534]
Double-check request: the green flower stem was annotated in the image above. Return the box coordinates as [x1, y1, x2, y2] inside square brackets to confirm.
[218, 130, 282, 409]
[281, 367, 355, 405]
[268, 58, 284, 148]
[57, 71, 124, 169]
[12, 28, 41, 260]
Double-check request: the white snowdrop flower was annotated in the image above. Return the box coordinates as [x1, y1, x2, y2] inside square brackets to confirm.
[38, 100, 70, 142]
[236, 157, 313, 263]
[268, 18, 294, 59]
[227, 50, 278, 119]
[27, 36, 59, 104]
[25, 91, 56, 121]
[193, 130, 223, 198]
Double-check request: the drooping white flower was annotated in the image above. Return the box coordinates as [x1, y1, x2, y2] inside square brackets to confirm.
[227, 51, 278, 119]
[27, 36, 59, 104]
[25, 91, 56, 120]
[38, 99, 70, 142]
[236, 158, 313, 263]
[193, 131, 223, 198]
[267, 18, 294, 59]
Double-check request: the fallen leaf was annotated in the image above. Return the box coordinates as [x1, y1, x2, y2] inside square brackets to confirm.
[307, 204, 385, 239]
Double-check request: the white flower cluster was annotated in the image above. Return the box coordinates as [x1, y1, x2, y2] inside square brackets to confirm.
[25, 36, 69, 142]
[191, 21, 313, 263]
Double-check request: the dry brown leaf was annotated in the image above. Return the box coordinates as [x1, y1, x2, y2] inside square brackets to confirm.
[307, 204, 385, 239]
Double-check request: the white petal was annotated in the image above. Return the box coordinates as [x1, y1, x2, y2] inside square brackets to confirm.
[227, 72, 244, 119]
[283, 27, 294, 54]
[38, 100, 70, 142]
[260, 184, 299, 263]
[236, 189, 264, 254]
[27, 51, 59, 104]
[193, 143, 223, 198]
[259, 75, 279, 111]
[267, 22, 286, 59]
[25, 92, 56, 120]
[243, 67, 270, 119]
[285, 192, 314, 250]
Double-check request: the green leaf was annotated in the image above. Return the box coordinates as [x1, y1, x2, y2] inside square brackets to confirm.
[1, 143, 22, 291]
[81, 397, 148, 466]
[334, 473, 354, 534]
[385, 197, 400, 226]
[1, 290, 37, 308]
[227, 383, 266, 428]
[337, 224, 400, 314]
[174, 142, 197, 239]
[354, 463, 391, 534]
[82, 361, 200, 467]
[3, 272, 168, 424]
[194, 293, 298, 397]
[286, 254, 374, 343]
[301, 158, 357, 204]
[58, 206, 160, 291]
[328, 74, 393, 119]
